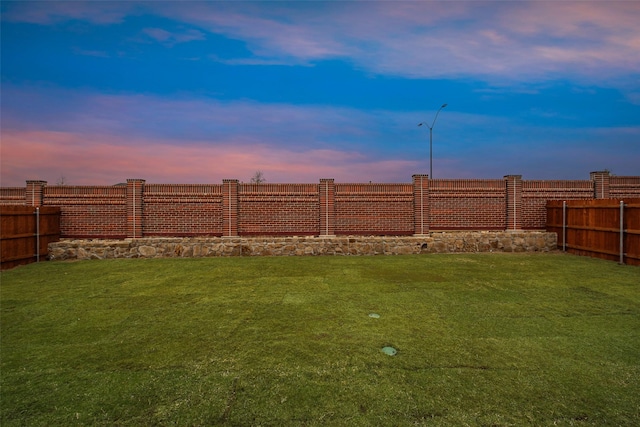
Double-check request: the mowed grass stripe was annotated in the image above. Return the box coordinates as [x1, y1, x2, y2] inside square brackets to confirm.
[1, 254, 639, 426]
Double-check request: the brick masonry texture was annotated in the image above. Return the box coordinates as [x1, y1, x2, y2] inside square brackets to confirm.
[142, 184, 222, 236]
[49, 232, 558, 260]
[43, 185, 127, 238]
[430, 179, 506, 230]
[2, 171, 639, 238]
[335, 183, 414, 235]
[238, 183, 319, 235]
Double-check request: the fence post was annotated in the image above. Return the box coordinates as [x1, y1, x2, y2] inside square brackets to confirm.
[412, 174, 430, 236]
[319, 179, 335, 236]
[222, 179, 239, 237]
[25, 180, 47, 207]
[620, 201, 625, 264]
[562, 201, 567, 252]
[504, 175, 522, 231]
[590, 170, 611, 199]
[127, 179, 145, 239]
[36, 207, 40, 262]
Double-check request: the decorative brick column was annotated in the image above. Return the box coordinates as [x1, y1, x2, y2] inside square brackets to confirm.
[127, 179, 145, 238]
[319, 179, 335, 236]
[25, 180, 47, 207]
[590, 170, 611, 199]
[222, 179, 238, 237]
[505, 175, 522, 231]
[413, 174, 430, 235]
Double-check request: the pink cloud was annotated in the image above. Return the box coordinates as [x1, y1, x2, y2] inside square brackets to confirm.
[2, 1, 130, 25]
[0, 129, 420, 187]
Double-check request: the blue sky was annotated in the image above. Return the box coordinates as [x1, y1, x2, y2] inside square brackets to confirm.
[2, 0, 639, 186]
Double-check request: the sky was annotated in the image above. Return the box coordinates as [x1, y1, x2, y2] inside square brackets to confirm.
[1, 0, 639, 186]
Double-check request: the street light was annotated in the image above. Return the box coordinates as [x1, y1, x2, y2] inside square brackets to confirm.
[418, 103, 447, 179]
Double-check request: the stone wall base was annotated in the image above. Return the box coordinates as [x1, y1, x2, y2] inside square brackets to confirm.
[49, 232, 557, 260]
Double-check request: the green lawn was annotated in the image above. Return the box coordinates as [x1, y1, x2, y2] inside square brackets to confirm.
[1, 254, 639, 426]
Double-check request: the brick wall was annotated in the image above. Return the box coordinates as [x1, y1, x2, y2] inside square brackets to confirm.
[238, 183, 319, 236]
[43, 185, 127, 238]
[2, 171, 639, 238]
[611, 176, 640, 198]
[430, 179, 506, 230]
[143, 184, 223, 236]
[334, 183, 414, 235]
[0, 187, 26, 205]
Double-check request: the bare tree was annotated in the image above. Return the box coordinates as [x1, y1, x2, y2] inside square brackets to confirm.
[250, 171, 266, 184]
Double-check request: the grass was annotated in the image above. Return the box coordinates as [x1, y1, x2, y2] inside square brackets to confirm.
[1, 253, 639, 426]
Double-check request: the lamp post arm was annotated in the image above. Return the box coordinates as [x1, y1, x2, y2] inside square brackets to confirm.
[430, 104, 447, 129]
[430, 110, 441, 129]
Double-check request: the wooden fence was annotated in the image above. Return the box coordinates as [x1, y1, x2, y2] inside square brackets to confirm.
[1, 205, 61, 270]
[547, 199, 640, 266]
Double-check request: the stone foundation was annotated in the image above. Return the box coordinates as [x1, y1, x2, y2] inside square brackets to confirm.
[49, 232, 557, 260]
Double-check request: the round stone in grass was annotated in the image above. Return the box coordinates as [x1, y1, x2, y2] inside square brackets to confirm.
[381, 346, 397, 356]
[368, 313, 380, 318]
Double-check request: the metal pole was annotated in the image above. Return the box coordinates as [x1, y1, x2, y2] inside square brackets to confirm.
[418, 103, 447, 181]
[620, 201, 624, 264]
[429, 127, 433, 180]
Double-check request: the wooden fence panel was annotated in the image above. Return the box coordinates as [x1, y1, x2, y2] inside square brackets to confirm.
[626, 202, 640, 265]
[547, 199, 640, 265]
[1, 205, 61, 270]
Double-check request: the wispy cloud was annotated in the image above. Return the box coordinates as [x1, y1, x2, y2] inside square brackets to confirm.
[1, 84, 392, 151]
[160, 2, 350, 62]
[141, 27, 205, 47]
[0, 129, 420, 186]
[140, 1, 640, 85]
[0, 85, 424, 185]
[2, 1, 638, 185]
[72, 47, 110, 58]
[1, 0, 130, 25]
[3, 82, 638, 185]
[4, 1, 638, 84]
